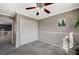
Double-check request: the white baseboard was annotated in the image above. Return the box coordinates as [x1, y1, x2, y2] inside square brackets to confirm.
[38, 40, 64, 50]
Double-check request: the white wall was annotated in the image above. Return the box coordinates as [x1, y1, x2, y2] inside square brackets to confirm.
[0, 15, 13, 24]
[15, 14, 38, 47]
[38, 8, 79, 48]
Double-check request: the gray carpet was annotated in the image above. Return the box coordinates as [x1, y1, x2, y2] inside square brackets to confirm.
[0, 40, 75, 55]
[0, 41, 14, 55]
[8, 40, 67, 55]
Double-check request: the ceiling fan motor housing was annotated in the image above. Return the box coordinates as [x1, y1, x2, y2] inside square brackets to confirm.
[37, 3, 44, 9]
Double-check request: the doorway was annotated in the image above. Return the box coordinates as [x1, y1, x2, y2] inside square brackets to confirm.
[0, 21, 14, 54]
[0, 24, 12, 43]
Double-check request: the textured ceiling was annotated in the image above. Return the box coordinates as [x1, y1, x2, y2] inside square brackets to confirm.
[0, 3, 79, 20]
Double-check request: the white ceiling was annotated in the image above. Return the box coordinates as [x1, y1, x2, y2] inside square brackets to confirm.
[0, 3, 79, 20]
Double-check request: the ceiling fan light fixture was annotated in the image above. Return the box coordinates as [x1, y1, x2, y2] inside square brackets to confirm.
[40, 7, 44, 11]
[37, 7, 44, 13]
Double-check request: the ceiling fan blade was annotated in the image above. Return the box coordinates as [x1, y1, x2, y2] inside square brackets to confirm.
[44, 3, 53, 6]
[26, 7, 36, 10]
[44, 8, 50, 14]
[36, 11, 39, 15]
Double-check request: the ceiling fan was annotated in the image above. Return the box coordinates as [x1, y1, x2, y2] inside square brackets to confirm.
[25, 3, 53, 15]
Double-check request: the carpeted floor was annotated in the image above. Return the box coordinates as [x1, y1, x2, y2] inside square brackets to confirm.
[0, 40, 75, 55]
[0, 41, 14, 55]
[8, 40, 67, 55]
